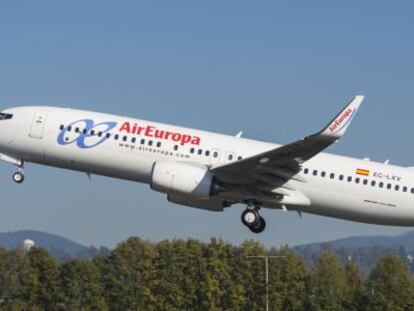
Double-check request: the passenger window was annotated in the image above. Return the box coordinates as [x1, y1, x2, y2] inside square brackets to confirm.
[0, 113, 13, 120]
[304, 168, 309, 174]
[238, 156, 242, 160]
[330, 173, 335, 179]
[387, 183, 392, 190]
[206, 151, 210, 156]
[347, 176, 352, 182]
[114, 134, 119, 140]
[90, 130, 95, 136]
[213, 152, 218, 158]
[59, 125, 64, 130]
[122, 136, 127, 142]
[321, 172, 326, 178]
[75, 127, 80, 133]
[395, 185, 400, 191]
[198, 149, 203, 155]
[131, 137, 136, 143]
[174, 145, 178, 151]
[411, 188, 414, 194]
[67, 126, 72, 132]
[98, 132, 103, 137]
[190, 148, 195, 154]
[313, 170, 318, 176]
[83, 129, 87, 134]
[106, 133, 111, 139]
[371, 181, 376, 187]
[148, 140, 153, 146]
[228, 154, 233, 161]
[157, 142, 161, 148]
[339, 175, 344, 181]
[403, 186, 408, 192]
[363, 179, 368, 185]
[379, 182, 384, 188]
[140, 139, 145, 145]
[355, 178, 360, 184]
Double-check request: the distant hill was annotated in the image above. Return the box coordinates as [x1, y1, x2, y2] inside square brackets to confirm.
[295, 230, 414, 251]
[0, 230, 110, 261]
[293, 231, 414, 276]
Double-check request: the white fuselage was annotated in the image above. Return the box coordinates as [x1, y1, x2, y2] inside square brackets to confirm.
[1, 106, 414, 226]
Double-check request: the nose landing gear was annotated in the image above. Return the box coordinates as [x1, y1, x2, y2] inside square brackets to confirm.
[12, 163, 25, 184]
[241, 203, 266, 233]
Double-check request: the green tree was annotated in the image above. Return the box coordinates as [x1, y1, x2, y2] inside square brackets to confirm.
[306, 250, 351, 311]
[25, 247, 61, 310]
[236, 240, 268, 311]
[268, 247, 308, 311]
[345, 261, 364, 310]
[102, 237, 159, 311]
[364, 255, 414, 310]
[0, 248, 29, 310]
[199, 238, 243, 311]
[154, 239, 190, 310]
[60, 259, 108, 310]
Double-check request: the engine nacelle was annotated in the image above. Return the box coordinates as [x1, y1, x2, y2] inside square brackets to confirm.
[150, 162, 215, 199]
[167, 194, 231, 212]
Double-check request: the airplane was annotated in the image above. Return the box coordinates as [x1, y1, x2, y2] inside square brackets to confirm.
[1, 95, 414, 233]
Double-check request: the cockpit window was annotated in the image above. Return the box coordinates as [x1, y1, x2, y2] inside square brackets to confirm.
[0, 113, 13, 120]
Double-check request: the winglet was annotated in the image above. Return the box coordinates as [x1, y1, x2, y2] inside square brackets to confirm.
[320, 95, 364, 139]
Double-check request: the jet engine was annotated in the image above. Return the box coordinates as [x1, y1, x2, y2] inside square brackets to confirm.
[150, 162, 218, 199]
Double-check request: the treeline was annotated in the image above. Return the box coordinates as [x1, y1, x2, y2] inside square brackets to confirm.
[296, 243, 413, 277]
[1, 238, 414, 310]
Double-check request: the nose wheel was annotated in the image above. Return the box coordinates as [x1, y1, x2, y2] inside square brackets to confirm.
[13, 172, 25, 183]
[13, 163, 25, 184]
[241, 205, 266, 233]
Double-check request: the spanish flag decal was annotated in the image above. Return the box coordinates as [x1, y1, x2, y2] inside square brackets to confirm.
[356, 168, 370, 176]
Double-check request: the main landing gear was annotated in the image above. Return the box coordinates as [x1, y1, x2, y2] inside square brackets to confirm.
[241, 203, 266, 234]
[12, 162, 25, 184]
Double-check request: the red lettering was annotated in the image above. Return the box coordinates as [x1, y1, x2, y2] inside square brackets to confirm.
[191, 136, 201, 145]
[172, 133, 181, 142]
[132, 123, 138, 134]
[154, 129, 164, 139]
[165, 131, 172, 139]
[145, 126, 155, 137]
[119, 122, 131, 133]
[181, 135, 191, 145]
[119, 121, 202, 145]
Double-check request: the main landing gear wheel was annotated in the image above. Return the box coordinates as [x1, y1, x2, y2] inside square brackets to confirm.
[241, 206, 267, 234]
[13, 172, 25, 184]
[241, 209, 259, 227]
[249, 217, 266, 234]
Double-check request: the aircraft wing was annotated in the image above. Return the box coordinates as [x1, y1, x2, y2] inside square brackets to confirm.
[211, 96, 364, 191]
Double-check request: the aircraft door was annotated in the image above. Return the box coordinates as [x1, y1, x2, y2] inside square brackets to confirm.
[29, 110, 48, 139]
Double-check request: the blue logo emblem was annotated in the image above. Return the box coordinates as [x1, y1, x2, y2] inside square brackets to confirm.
[57, 119, 118, 149]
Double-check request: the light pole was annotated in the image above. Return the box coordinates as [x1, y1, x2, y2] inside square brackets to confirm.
[247, 255, 285, 311]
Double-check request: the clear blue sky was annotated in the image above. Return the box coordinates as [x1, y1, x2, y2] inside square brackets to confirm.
[1, 1, 414, 248]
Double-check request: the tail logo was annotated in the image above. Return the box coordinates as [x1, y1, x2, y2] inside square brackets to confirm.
[329, 109, 355, 134]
